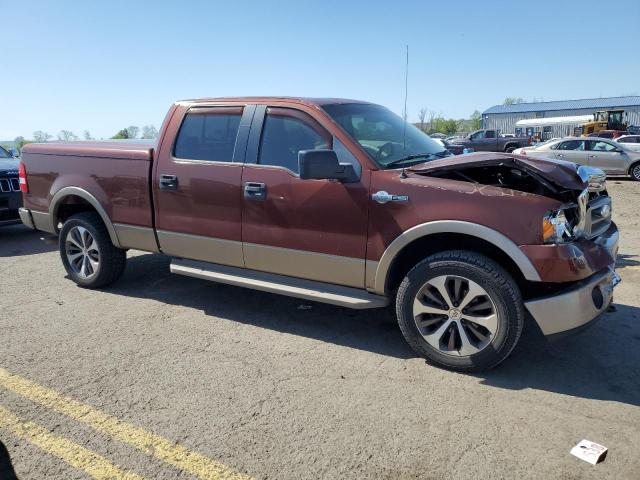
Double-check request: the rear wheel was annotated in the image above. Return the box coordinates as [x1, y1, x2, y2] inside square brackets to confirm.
[630, 162, 640, 181]
[59, 212, 126, 288]
[396, 250, 524, 371]
[505, 146, 516, 153]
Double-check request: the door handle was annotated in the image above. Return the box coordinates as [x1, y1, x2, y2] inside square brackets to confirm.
[588, 155, 597, 158]
[244, 182, 266, 200]
[372, 190, 409, 204]
[159, 174, 178, 190]
[556, 153, 564, 157]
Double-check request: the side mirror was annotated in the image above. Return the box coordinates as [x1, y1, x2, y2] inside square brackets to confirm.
[9, 148, 19, 157]
[298, 149, 358, 183]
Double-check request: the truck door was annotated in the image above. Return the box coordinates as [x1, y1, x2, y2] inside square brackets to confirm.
[470, 130, 496, 151]
[241, 106, 369, 288]
[586, 140, 628, 174]
[152, 104, 255, 267]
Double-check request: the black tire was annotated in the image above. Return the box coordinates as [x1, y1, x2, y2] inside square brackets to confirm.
[505, 145, 517, 153]
[629, 162, 640, 181]
[59, 212, 127, 288]
[396, 250, 524, 372]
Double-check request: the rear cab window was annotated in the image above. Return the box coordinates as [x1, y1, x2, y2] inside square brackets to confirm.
[174, 106, 243, 161]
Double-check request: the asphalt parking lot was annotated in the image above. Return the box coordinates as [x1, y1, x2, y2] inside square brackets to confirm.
[1, 181, 639, 480]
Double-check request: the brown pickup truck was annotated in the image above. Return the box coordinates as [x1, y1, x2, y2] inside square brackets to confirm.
[19, 97, 620, 371]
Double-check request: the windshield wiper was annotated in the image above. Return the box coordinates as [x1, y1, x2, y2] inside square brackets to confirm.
[385, 150, 449, 168]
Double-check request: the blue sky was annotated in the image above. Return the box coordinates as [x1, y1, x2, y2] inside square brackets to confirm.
[1, 0, 639, 140]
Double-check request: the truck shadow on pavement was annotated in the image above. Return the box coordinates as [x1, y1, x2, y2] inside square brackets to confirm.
[0, 224, 56, 257]
[113, 253, 640, 407]
[0, 440, 18, 480]
[477, 303, 640, 407]
[111, 253, 416, 360]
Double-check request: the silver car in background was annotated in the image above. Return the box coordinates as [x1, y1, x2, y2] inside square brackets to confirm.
[513, 137, 640, 181]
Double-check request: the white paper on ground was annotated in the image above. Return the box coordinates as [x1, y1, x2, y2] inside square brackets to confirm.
[570, 439, 608, 465]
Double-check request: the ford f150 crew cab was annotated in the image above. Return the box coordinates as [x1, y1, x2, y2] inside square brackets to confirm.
[19, 97, 620, 371]
[452, 129, 532, 153]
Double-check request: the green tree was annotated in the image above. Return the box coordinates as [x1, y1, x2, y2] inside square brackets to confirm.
[126, 126, 139, 139]
[111, 128, 130, 139]
[470, 110, 482, 130]
[83, 130, 93, 140]
[503, 97, 525, 105]
[58, 130, 77, 141]
[33, 130, 52, 143]
[141, 125, 159, 139]
[14, 136, 30, 151]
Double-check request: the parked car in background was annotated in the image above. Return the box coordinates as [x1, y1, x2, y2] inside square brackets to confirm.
[514, 137, 640, 180]
[615, 135, 640, 152]
[587, 130, 627, 139]
[0, 145, 23, 226]
[19, 97, 620, 371]
[616, 135, 640, 144]
[450, 129, 531, 153]
[432, 138, 473, 155]
[428, 132, 447, 140]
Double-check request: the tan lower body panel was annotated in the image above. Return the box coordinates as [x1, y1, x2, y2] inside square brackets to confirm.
[243, 242, 365, 288]
[171, 259, 388, 309]
[113, 224, 159, 252]
[31, 210, 56, 234]
[156, 230, 244, 268]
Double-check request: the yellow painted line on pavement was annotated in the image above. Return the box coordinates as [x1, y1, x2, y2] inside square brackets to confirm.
[0, 405, 146, 480]
[0, 368, 252, 480]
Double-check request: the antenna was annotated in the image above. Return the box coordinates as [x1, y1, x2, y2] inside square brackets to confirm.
[401, 45, 409, 178]
[402, 44, 409, 151]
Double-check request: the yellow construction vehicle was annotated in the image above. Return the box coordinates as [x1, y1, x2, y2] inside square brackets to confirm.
[574, 110, 628, 136]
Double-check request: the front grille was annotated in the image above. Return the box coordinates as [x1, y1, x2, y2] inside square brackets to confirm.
[0, 176, 20, 193]
[584, 193, 611, 239]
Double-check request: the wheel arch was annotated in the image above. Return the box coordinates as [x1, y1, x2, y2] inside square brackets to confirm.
[50, 187, 121, 247]
[504, 142, 519, 152]
[372, 221, 541, 295]
[628, 160, 640, 178]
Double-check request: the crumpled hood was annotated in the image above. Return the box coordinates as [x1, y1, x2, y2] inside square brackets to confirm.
[408, 152, 586, 190]
[0, 157, 19, 173]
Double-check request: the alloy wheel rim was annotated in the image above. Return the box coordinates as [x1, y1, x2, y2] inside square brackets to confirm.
[65, 226, 100, 279]
[633, 165, 640, 180]
[412, 275, 499, 357]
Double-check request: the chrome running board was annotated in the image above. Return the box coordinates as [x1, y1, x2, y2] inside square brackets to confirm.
[170, 258, 389, 310]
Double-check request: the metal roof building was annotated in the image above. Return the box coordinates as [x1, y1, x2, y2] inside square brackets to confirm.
[482, 96, 640, 138]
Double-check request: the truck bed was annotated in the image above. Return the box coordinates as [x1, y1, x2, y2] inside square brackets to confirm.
[21, 140, 156, 231]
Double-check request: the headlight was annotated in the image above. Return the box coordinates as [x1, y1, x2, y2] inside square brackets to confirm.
[542, 209, 574, 243]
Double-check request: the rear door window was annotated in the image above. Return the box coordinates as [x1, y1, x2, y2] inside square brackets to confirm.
[588, 140, 617, 152]
[174, 107, 243, 161]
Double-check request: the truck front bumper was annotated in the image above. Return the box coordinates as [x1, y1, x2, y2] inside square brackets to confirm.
[524, 267, 621, 337]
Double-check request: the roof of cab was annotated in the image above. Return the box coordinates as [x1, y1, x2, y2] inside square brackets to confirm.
[176, 96, 372, 107]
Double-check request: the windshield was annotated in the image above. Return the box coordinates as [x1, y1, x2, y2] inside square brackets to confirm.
[322, 103, 450, 168]
[0, 146, 12, 158]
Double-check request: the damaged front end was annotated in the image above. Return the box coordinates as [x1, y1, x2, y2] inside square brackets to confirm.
[410, 155, 612, 244]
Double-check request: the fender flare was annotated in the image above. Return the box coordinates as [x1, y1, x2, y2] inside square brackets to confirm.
[372, 220, 541, 294]
[50, 186, 121, 247]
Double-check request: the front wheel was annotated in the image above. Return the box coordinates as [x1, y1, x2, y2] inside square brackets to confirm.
[59, 212, 127, 288]
[396, 250, 524, 372]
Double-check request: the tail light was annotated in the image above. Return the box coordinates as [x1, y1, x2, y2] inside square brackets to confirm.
[18, 161, 28, 193]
